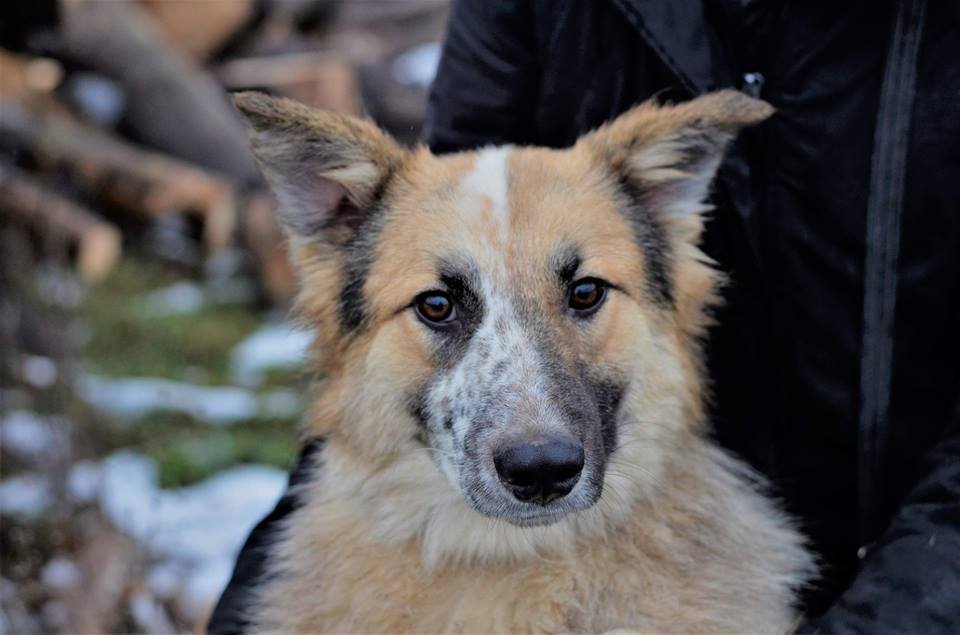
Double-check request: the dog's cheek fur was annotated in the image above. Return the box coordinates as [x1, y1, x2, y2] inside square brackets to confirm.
[578, 300, 691, 506]
[349, 320, 448, 459]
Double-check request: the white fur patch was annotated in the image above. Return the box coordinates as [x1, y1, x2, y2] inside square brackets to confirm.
[425, 274, 566, 499]
[458, 146, 511, 242]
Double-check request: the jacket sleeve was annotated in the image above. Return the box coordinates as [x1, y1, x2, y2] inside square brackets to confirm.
[804, 402, 960, 633]
[424, 0, 539, 153]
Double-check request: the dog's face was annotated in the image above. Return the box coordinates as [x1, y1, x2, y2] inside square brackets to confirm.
[236, 91, 771, 529]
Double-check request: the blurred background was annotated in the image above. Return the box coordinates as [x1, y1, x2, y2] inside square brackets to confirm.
[0, 1, 448, 631]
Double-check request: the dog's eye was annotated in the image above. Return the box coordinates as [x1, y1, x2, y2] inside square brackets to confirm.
[568, 278, 606, 314]
[415, 292, 456, 326]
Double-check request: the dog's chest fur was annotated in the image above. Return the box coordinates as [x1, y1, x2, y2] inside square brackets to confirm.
[253, 439, 810, 634]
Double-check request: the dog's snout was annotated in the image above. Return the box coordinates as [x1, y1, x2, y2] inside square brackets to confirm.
[493, 436, 584, 505]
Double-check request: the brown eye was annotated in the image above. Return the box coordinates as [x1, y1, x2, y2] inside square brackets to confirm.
[415, 292, 456, 326]
[568, 278, 606, 314]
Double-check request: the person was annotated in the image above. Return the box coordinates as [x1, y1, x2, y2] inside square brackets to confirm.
[211, 1, 960, 632]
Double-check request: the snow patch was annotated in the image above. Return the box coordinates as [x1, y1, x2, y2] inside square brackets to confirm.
[66, 460, 102, 504]
[392, 42, 441, 88]
[98, 451, 158, 541]
[78, 375, 259, 424]
[0, 474, 52, 518]
[1, 411, 68, 457]
[148, 561, 185, 600]
[96, 451, 286, 621]
[41, 558, 80, 591]
[21, 356, 58, 388]
[129, 590, 176, 634]
[230, 322, 311, 386]
[177, 557, 234, 623]
[140, 281, 205, 317]
[138, 276, 257, 318]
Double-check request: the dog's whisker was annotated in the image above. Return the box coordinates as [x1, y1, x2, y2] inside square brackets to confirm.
[605, 466, 666, 491]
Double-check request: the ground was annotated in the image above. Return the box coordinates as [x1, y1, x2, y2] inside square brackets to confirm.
[1, 247, 309, 633]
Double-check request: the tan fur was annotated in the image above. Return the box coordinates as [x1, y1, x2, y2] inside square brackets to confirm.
[233, 90, 813, 634]
[259, 438, 807, 633]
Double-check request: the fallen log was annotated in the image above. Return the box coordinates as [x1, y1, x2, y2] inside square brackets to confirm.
[0, 163, 121, 281]
[140, 0, 256, 63]
[216, 52, 362, 114]
[32, 0, 260, 183]
[0, 101, 237, 250]
[0, 50, 63, 102]
[337, 0, 448, 25]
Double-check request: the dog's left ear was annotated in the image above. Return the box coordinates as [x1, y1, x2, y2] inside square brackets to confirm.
[583, 89, 773, 244]
[583, 91, 772, 335]
[233, 91, 405, 240]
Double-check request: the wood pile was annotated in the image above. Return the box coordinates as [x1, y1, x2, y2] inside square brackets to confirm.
[2, 5, 450, 633]
[0, 162, 120, 281]
[1, 0, 448, 304]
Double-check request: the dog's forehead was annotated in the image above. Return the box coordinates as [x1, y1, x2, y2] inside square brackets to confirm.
[389, 145, 634, 272]
[362, 145, 646, 322]
[456, 147, 512, 247]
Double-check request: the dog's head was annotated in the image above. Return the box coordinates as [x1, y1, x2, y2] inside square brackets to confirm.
[236, 91, 771, 532]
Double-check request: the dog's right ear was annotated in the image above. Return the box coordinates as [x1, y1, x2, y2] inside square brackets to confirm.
[233, 91, 405, 239]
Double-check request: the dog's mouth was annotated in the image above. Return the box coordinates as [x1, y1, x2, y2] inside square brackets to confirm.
[463, 476, 602, 527]
[498, 496, 600, 526]
[505, 509, 570, 527]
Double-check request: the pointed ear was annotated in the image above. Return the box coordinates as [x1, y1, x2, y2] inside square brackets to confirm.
[232, 91, 405, 239]
[582, 91, 773, 337]
[583, 89, 773, 242]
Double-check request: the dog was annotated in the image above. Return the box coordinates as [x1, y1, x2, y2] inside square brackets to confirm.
[232, 89, 814, 633]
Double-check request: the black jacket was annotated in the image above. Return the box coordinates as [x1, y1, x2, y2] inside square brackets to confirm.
[211, 1, 960, 632]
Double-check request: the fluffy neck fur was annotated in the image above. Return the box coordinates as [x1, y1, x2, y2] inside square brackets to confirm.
[253, 427, 814, 633]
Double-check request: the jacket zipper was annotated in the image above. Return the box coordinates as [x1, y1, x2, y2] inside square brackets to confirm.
[857, 0, 927, 547]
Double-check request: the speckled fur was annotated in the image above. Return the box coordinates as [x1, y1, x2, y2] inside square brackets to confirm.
[233, 90, 814, 634]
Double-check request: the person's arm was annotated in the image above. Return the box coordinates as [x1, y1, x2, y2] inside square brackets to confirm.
[425, 0, 539, 153]
[803, 401, 960, 633]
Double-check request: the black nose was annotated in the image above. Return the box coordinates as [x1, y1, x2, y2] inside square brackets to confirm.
[493, 436, 584, 505]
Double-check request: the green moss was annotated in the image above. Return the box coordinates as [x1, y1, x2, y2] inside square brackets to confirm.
[75, 254, 302, 487]
[103, 410, 300, 488]
[258, 366, 310, 390]
[151, 421, 299, 488]
[86, 304, 258, 382]
[80, 258, 259, 383]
